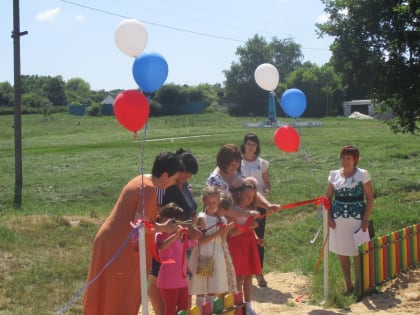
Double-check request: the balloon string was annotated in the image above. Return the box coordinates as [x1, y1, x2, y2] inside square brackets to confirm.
[293, 118, 323, 191]
[275, 94, 323, 190]
[138, 120, 149, 218]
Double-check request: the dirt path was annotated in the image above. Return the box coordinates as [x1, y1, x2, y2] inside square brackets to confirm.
[139, 268, 420, 314]
[252, 269, 420, 314]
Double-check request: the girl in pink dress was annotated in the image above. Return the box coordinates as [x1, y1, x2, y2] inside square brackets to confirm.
[155, 203, 197, 315]
[227, 179, 261, 315]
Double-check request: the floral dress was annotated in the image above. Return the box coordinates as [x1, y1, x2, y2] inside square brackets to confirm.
[188, 212, 237, 294]
[328, 167, 371, 256]
[206, 171, 244, 197]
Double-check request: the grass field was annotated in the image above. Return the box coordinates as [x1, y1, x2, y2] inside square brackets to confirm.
[0, 112, 419, 314]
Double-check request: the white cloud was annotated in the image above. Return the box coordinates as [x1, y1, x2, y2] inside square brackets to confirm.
[75, 15, 85, 22]
[36, 7, 60, 22]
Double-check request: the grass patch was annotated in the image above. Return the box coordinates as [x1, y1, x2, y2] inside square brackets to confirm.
[0, 113, 419, 313]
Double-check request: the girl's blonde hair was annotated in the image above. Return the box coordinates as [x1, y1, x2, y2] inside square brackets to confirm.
[201, 186, 221, 213]
[201, 186, 221, 200]
[233, 179, 257, 209]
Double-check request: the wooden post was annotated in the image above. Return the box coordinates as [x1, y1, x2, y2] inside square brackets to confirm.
[12, 0, 28, 208]
[138, 225, 148, 315]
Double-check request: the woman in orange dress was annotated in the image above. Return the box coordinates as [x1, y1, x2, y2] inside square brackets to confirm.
[83, 152, 181, 315]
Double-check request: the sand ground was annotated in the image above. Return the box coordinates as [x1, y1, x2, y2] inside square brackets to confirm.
[139, 268, 420, 314]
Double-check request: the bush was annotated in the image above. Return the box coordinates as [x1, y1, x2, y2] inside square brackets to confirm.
[86, 103, 102, 116]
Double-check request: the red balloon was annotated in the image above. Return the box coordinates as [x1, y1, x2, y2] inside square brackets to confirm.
[273, 126, 300, 153]
[114, 90, 150, 133]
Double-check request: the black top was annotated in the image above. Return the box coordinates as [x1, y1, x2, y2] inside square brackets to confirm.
[162, 182, 197, 220]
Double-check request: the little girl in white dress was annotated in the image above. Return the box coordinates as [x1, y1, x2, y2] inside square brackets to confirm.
[188, 186, 236, 307]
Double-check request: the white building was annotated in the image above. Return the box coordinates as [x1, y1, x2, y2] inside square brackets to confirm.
[342, 99, 375, 117]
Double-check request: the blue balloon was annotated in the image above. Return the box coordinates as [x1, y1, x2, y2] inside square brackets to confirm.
[132, 52, 169, 94]
[280, 88, 307, 118]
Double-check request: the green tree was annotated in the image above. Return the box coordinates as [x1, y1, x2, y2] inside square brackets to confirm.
[21, 92, 49, 108]
[65, 78, 91, 105]
[317, 0, 419, 133]
[156, 84, 187, 105]
[0, 81, 14, 107]
[224, 35, 303, 116]
[43, 76, 67, 106]
[282, 62, 345, 117]
[194, 83, 221, 105]
[90, 89, 111, 104]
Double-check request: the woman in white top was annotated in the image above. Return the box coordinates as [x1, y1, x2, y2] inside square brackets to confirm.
[326, 145, 374, 295]
[240, 133, 271, 287]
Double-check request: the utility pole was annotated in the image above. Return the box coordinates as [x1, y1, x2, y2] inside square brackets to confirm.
[12, 0, 28, 208]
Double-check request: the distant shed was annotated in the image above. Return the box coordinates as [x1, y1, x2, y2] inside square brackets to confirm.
[69, 104, 88, 116]
[101, 95, 115, 116]
[343, 100, 375, 117]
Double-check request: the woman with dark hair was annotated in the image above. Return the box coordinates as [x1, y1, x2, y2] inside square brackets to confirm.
[240, 132, 271, 287]
[148, 148, 201, 315]
[206, 144, 280, 217]
[207, 144, 244, 193]
[163, 148, 199, 221]
[84, 152, 182, 315]
[326, 145, 374, 294]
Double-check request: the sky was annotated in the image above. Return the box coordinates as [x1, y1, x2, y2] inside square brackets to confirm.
[1, 0, 333, 91]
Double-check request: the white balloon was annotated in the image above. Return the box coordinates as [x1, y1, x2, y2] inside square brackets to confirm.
[254, 63, 279, 91]
[114, 19, 148, 57]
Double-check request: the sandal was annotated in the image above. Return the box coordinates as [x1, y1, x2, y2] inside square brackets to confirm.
[256, 274, 267, 287]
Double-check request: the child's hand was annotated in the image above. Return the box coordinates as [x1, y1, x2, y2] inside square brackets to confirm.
[227, 221, 236, 230]
[248, 210, 261, 217]
[175, 226, 186, 239]
[267, 204, 281, 212]
[187, 226, 203, 240]
[249, 219, 259, 230]
[256, 238, 264, 247]
[158, 219, 178, 233]
[218, 224, 230, 238]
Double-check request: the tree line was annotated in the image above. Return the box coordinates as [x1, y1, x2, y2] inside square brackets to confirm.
[0, 76, 114, 114]
[0, 1, 418, 133]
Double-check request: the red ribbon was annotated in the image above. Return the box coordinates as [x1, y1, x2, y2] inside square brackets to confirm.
[261, 196, 330, 219]
[131, 219, 169, 265]
[234, 215, 255, 232]
[181, 228, 189, 278]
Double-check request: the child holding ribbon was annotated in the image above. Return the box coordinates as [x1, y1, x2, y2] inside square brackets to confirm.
[155, 203, 197, 315]
[228, 179, 261, 315]
[188, 186, 237, 309]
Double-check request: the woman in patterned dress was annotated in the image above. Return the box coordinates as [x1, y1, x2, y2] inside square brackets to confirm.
[326, 145, 374, 294]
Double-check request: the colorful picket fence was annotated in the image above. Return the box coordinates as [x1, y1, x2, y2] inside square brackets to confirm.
[177, 291, 246, 315]
[357, 223, 420, 294]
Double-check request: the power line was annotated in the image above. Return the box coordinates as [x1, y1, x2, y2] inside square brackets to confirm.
[59, 0, 246, 43]
[58, 0, 330, 52]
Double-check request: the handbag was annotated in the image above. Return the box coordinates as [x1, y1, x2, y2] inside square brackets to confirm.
[196, 238, 216, 277]
[196, 254, 215, 277]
